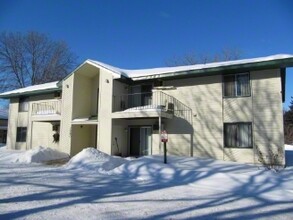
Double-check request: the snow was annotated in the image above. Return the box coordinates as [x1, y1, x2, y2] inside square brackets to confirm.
[123, 105, 165, 112]
[66, 147, 126, 172]
[124, 54, 293, 78]
[0, 146, 69, 164]
[0, 145, 293, 219]
[71, 118, 98, 124]
[0, 81, 59, 97]
[89, 54, 293, 79]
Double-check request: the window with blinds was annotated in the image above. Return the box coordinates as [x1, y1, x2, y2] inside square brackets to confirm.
[223, 73, 251, 97]
[224, 123, 252, 148]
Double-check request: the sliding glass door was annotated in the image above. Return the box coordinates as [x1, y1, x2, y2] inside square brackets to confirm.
[129, 126, 152, 156]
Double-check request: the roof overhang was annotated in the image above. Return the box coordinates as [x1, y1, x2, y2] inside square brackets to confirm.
[57, 59, 122, 87]
[0, 87, 61, 99]
[130, 57, 293, 81]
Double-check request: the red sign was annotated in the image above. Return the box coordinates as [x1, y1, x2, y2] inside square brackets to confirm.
[161, 130, 168, 142]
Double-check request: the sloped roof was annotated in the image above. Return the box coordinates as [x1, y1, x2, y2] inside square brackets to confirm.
[0, 81, 60, 98]
[1, 54, 293, 98]
[87, 54, 293, 80]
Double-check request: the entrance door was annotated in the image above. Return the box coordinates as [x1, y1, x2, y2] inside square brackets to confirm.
[129, 126, 152, 156]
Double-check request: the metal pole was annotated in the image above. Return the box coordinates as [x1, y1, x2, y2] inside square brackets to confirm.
[164, 142, 167, 164]
[159, 115, 161, 154]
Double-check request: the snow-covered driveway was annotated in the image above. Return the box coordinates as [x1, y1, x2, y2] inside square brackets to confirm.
[1, 146, 293, 219]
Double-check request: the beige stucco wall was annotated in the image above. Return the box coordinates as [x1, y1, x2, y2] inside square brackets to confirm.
[60, 68, 100, 156]
[6, 65, 284, 166]
[91, 75, 100, 115]
[164, 75, 223, 159]
[112, 118, 160, 156]
[31, 121, 60, 150]
[7, 93, 60, 151]
[137, 69, 283, 165]
[71, 125, 96, 155]
[251, 69, 284, 165]
[97, 69, 114, 154]
[60, 74, 74, 155]
[223, 97, 253, 122]
[72, 73, 92, 119]
[7, 98, 19, 150]
[221, 69, 284, 165]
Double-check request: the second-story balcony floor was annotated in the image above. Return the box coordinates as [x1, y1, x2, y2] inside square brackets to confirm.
[31, 100, 61, 121]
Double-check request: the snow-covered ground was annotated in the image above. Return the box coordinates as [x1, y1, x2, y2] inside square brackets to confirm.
[0, 146, 69, 164]
[0, 146, 293, 219]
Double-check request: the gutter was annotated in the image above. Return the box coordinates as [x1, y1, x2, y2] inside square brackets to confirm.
[130, 58, 293, 81]
[0, 87, 62, 99]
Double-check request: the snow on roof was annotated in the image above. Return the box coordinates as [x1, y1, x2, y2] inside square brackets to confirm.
[0, 81, 59, 98]
[87, 60, 127, 77]
[1, 54, 292, 98]
[88, 54, 293, 79]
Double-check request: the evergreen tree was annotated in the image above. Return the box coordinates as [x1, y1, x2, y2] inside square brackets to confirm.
[284, 96, 293, 144]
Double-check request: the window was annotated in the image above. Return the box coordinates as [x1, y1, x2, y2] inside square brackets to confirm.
[224, 123, 252, 148]
[54, 91, 62, 98]
[19, 97, 29, 112]
[223, 73, 250, 97]
[16, 127, 27, 142]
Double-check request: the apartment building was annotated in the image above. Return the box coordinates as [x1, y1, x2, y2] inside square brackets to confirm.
[1, 54, 292, 165]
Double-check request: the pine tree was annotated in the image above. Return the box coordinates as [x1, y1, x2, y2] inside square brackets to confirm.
[284, 96, 293, 144]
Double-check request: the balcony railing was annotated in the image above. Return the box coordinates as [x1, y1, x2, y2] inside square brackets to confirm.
[32, 100, 61, 116]
[113, 91, 192, 121]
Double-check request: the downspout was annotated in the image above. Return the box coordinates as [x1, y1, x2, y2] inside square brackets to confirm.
[159, 114, 162, 154]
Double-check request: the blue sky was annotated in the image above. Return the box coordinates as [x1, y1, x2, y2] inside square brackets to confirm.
[0, 0, 293, 108]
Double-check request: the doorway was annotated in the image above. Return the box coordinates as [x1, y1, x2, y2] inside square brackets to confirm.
[129, 126, 152, 156]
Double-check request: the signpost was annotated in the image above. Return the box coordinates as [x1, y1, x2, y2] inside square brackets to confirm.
[161, 130, 168, 164]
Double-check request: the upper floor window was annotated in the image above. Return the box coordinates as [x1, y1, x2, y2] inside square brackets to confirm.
[223, 73, 251, 97]
[19, 97, 29, 112]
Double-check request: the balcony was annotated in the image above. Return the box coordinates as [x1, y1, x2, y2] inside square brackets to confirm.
[31, 100, 61, 121]
[112, 91, 191, 120]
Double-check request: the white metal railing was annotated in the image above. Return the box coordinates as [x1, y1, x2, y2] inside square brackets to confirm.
[32, 100, 61, 116]
[113, 91, 192, 122]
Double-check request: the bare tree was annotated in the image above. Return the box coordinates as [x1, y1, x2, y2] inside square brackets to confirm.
[166, 48, 242, 66]
[0, 31, 77, 91]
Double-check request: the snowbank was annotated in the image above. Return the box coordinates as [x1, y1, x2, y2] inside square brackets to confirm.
[285, 144, 293, 151]
[112, 157, 178, 181]
[17, 146, 69, 163]
[0, 146, 69, 164]
[66, 148, 126, 173]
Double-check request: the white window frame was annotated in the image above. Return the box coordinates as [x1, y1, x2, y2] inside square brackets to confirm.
[223, 73, 251, 98]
